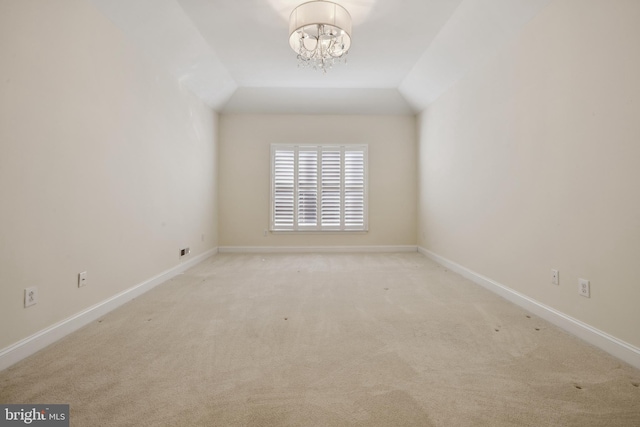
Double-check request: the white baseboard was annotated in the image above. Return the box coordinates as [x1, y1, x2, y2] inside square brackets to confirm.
[218, 245, 418, 253]
[418, 247, 640, 370]
[0, 248, 218, 372]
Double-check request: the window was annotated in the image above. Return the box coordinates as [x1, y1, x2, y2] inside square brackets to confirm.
[271, 144, 368, 232]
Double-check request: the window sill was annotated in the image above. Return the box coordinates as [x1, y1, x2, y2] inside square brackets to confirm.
[269, 230, 368, 235]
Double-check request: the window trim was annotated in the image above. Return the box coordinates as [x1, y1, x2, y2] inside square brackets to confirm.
[270, 144, 368, 232]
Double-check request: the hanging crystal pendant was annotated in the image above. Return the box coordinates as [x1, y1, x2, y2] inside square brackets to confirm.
[289, 1, 352, 73]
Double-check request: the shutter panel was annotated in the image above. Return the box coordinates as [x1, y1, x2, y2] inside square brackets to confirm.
[297, 149, 318, 227]
[344, 149, 365, 228]
[273, 149, 295, 229]
[321, 149, 342, 228]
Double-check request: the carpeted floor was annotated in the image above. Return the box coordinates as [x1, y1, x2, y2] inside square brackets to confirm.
[1, 252, 639, 426]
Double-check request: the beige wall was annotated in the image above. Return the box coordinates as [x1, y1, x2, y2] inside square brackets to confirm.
[418, 0, 640, 348]
[219, 114, 417, 247]
[0, 0, 218, 350]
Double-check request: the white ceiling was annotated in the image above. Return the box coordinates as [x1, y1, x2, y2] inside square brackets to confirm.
[88, 0, 553, 114]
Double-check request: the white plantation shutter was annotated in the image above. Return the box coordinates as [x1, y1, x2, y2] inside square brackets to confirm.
[271, 145, 367, 231]
[272, 149, 295, 229]
[297, 149, 318, 227]
[344, 149, 365, 229]
[321, 149, 342, 228]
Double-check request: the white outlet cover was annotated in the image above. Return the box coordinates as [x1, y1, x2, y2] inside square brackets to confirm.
[24, 287, 38, 307]
[551, 269, 559, 285]
[579, 278, 590, 298]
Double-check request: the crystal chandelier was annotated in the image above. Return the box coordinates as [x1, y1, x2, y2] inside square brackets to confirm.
[289, 1, 352, 73]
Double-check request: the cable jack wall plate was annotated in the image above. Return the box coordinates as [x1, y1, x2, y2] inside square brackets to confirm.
[78, 271, 87, 288]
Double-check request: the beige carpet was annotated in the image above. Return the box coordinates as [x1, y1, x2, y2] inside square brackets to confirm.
[1, 253, 639, 426]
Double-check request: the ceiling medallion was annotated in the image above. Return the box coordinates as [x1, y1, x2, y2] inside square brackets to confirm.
[289, 1, 352, 73]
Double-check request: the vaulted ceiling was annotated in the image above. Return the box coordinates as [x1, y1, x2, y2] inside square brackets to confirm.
[88, 0, 552, 114]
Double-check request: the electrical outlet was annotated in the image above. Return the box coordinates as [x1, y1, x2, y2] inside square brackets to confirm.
[179, 247, 191, 258]
[551, 269, 559, 285]
[579, 278, 590, 298]
[24, 287, 38, 308]
[78, 271, 87, 288]
[263, 229, 268, 237]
